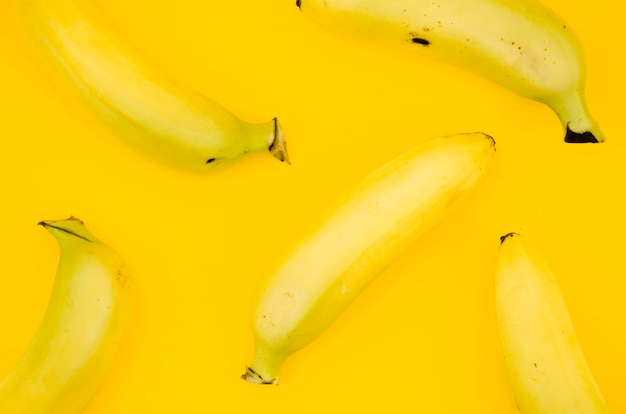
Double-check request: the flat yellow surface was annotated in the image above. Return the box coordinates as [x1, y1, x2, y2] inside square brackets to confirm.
[0, 0, 624, 412]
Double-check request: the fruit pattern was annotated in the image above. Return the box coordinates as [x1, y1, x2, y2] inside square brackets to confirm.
[0, 0, 620, 412]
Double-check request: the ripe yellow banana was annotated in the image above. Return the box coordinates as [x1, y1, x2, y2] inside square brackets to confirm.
[0, 217, 131, 413]
[243, 132, 496, 384]
[495, 233, 611, 413]
[297, 0, 603, 143]
[17, 0, 289, 171]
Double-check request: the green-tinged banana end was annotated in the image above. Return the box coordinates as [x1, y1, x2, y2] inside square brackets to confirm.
[241, 367, 279, 385]
[269, 118, 290, 164]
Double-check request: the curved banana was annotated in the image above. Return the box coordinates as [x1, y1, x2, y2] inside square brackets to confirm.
[297, 0, 603, 143]
[17, 0, 289, 171]
[0, 217, 131, 413]
[495, 233, 611, 413]
[243, 132, 495, 384]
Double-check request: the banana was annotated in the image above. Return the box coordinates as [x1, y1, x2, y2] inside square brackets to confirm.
[297, 0, 603, 143]
[494, 233, 611, 413]
[17, 0, 289, 172]
[0, 217, 131, 413]
[243, 132, 495, 384]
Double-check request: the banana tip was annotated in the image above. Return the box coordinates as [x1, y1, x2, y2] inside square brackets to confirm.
[564, 126, 603, 144]
[270, 118, 290, 164]
[38, 216, 84, 227]
[241, 367, 279, 385]
[484, 132, 496, 150]
[499, 232, 519, 244]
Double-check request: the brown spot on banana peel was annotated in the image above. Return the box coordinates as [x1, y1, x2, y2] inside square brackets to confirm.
[411, 37, 430, 46]
[564, 125, 600, 143]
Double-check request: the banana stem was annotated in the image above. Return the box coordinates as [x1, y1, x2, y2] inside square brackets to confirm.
[269, 118, 290, 164]
[241, 345, 287, 385]
[550, 90, 604, 143]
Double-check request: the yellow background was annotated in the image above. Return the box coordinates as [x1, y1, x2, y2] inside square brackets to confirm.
[1, 0, 624, 412]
